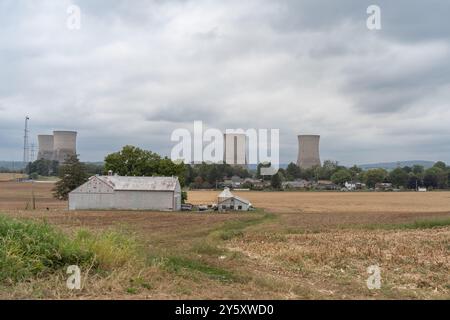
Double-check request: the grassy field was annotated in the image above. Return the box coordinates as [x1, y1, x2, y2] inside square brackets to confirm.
[0, 181, 449, 299]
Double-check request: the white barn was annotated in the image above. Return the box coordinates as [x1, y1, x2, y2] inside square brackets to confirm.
[69, 176, 181, 211]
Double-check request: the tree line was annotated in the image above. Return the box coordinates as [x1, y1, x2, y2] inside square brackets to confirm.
[272, 161, 450, 190]
[30, 144, 450, 200]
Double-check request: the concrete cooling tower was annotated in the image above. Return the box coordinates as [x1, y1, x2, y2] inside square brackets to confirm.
[53, 131, 77, 163]
[37, 135, 54, 161]
[223, 133, 247, 166]
[297, 135, 321, 169]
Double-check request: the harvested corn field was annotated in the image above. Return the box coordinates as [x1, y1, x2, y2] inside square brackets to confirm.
[0, 182, 449, 299]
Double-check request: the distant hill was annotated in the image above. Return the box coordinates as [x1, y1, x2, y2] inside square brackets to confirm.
[0, 160, 104, 171]
[358, 160, 435, 170]
[0, 161, 27, 171]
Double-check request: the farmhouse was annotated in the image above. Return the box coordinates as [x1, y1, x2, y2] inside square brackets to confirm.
[69, 175, 181, 211]
[218, 196, 252, 211]
[217, 187, 252, 211]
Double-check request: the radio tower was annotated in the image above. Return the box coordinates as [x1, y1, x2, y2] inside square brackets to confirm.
[23, 116, 30, 164]
[29, 143, 36, 162]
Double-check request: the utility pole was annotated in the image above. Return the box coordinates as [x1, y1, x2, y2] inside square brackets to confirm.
[23, 116, 30, 165]
[31, 180, 36, 210]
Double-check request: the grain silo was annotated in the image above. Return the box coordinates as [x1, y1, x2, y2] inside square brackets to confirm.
[37, 135, 54, 161]
[297, 135, 321, 169]
[53, 131, 77, 163]
[223, 133, 247, 166]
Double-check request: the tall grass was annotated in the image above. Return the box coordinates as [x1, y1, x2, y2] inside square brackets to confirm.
[0, 215, 142, 284]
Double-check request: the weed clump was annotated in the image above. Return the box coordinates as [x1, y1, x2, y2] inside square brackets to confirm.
[0, 215, 141, 284]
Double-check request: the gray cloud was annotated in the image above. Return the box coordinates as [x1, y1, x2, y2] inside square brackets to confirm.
[0, 0, 449, 164]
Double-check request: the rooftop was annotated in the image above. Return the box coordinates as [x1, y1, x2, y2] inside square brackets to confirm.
[95, 176, 179, 191]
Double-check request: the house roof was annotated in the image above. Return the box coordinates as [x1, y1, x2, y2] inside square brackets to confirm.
[218, 187, 233, 199]
[95, 176, 179, 191]
[218, 195, 251, 205]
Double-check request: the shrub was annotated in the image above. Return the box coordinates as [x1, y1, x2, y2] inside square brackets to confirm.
[0, 216, 93, 283]
[0, 215, 142, 283]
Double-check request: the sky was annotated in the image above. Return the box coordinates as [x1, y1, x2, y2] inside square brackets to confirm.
[0, 0, 449, 165]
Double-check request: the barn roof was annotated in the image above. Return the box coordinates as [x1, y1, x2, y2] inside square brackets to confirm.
[95, 176, 179, 191]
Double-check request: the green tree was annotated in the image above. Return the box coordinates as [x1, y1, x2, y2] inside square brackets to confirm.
[270, 172, 282, 189]
[184, 164, 195, 185]
[256, 162, 271, 180]
[85, 163, 104, 175]
[104, 145, 159, 176]
[26, 159, 59, 176]
[317, 160, 339, 180]
[348, 165, 363, 181]
[286, 162, 301, 180]
[331, 169, 352, 186]
[29, 172, 39, 180]
[364, 169, 388, 188]
[412, 165, 425, 175]
[389, 168, 409, 188]
[207, 165, 220, 185]
[53, 155, 88, 200]
[423, 167, 448, 189]
[402, 166, 412, 174]
[433, 161, 447, 170]
[277, 168, 287, 181]
[407, 174, 422, 190]
[181, 191, 188, 204]
[104, 145, 185, 186]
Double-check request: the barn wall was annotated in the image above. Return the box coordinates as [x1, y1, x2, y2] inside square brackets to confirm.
[69, 190, 176, 211]
[113, 191, 174, 211]
[69, 193, 115, 210]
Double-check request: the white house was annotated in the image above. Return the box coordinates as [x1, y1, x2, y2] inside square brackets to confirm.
[69, 175, 181, 211]
[217, 187, 252, 211]
[218, 196, 252, 211]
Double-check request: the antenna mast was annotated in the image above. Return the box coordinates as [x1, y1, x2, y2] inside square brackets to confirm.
[29, 143, 36, 162]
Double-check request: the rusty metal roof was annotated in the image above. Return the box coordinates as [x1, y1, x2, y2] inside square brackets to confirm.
[96, 176, 179, 191]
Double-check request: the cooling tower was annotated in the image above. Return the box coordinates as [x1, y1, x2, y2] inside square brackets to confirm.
[37, 135, 54, 161]
[297, 135, 321, 169]
[53, 131, 77, 163]
[223, 133, 247, 166]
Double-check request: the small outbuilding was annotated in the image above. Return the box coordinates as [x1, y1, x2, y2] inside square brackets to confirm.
[218, 196, 252, 211]
[69, 175, 181, 211]
[217, 187, 252, 211]
[218, 187, 234, 203]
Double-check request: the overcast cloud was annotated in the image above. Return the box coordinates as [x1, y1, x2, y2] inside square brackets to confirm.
[0, 0, 449, 165]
